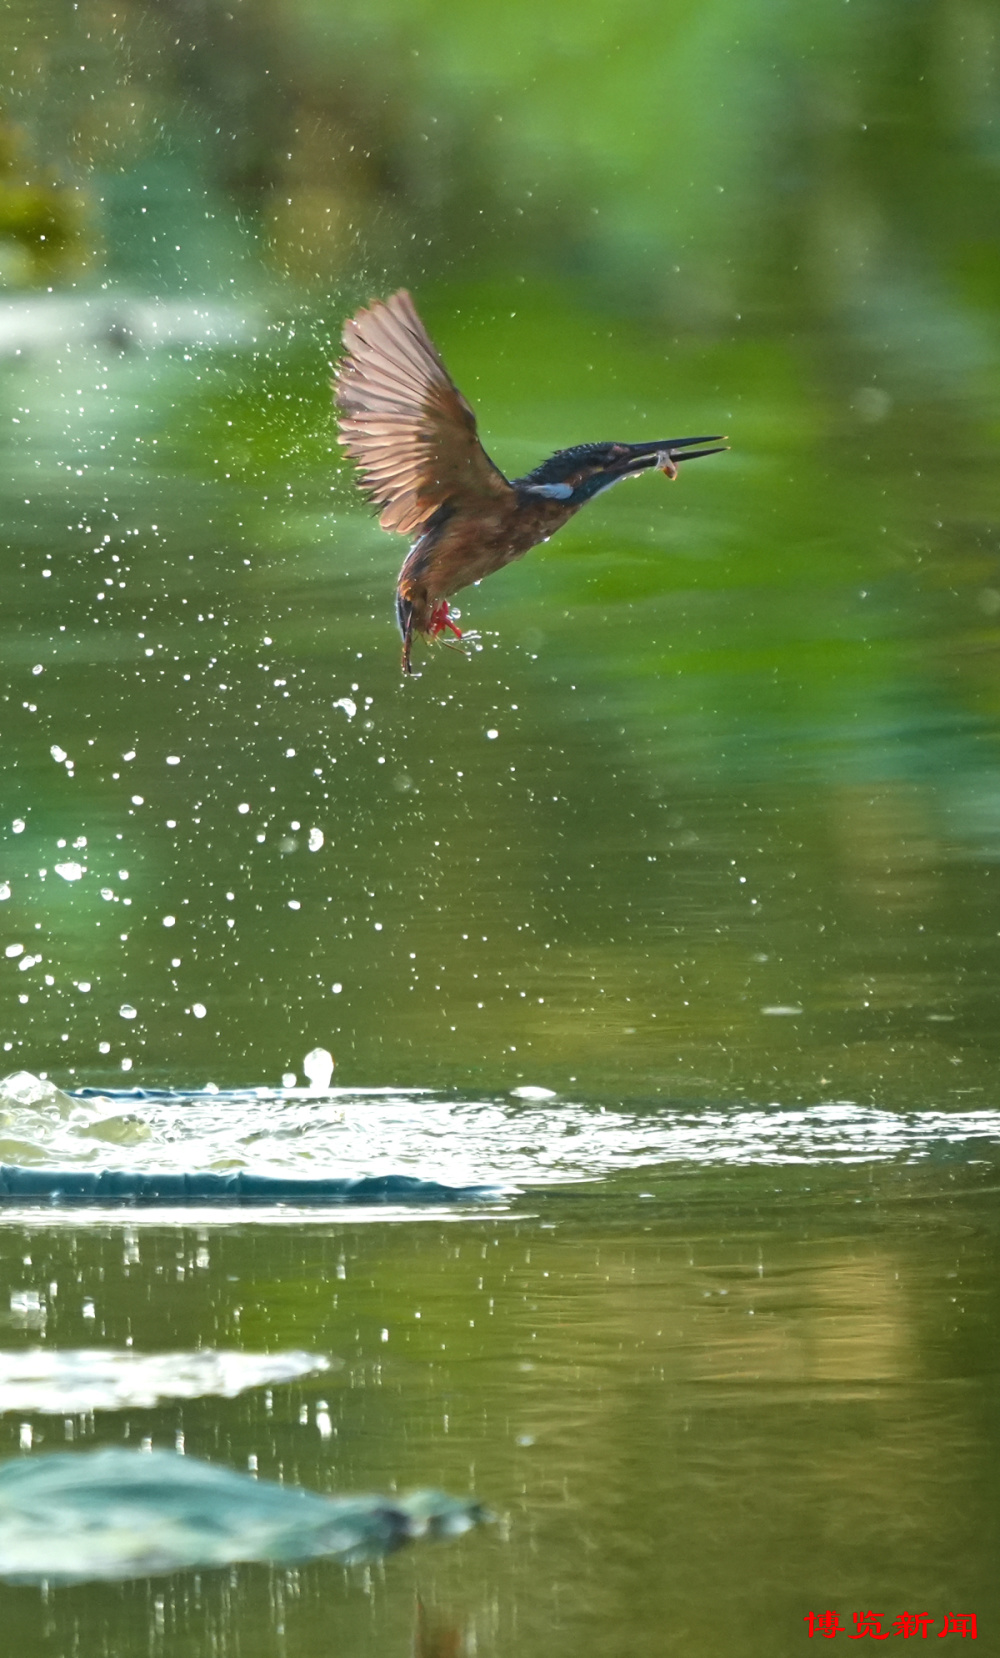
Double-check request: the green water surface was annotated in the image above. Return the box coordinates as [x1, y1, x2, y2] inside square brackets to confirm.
[1, 0, 1000, 1649]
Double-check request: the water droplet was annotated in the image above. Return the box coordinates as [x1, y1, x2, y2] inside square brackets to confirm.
[303, 1048, 334, 1089]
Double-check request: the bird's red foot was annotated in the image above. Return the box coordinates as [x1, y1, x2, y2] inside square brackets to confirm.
[428, 601, 463, 640]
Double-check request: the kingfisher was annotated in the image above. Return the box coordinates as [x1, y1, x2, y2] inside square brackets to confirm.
[335, 289, 725, 675]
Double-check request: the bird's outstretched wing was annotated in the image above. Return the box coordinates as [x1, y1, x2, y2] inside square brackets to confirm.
[335, 289, 514, 536]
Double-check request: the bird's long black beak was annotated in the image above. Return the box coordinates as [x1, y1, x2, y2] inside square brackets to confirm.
[621, 436, 728, 475]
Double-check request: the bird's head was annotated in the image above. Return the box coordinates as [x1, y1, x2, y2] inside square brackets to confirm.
[517, 437, 726, 506]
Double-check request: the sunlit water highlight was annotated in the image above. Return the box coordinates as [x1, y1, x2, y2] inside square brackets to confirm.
[2, 1073, 998, 1197]
[0, 1348, 332, 1414]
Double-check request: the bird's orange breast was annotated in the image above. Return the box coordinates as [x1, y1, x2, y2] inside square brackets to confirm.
[410, 495, 579, 602]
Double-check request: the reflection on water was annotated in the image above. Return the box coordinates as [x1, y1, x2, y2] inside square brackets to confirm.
[0, 1348, 332, 1414]
[0, 1446, 487, 1581]
[414, 1601, 464, 1658]
[0, 1167, 994, 1653]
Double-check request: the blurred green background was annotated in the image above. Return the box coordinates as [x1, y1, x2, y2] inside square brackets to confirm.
[1, 0, 1000, 1102]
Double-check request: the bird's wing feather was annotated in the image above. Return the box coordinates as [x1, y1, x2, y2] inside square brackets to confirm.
[335, 289, 514, 536]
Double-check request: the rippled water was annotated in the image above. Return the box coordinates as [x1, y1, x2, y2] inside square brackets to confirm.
[0, 1072, 994, 1647]
[0, 1447, 487, 1582]
[0, 1152, 994, 1654]
[3, 1074, 1000, 1191]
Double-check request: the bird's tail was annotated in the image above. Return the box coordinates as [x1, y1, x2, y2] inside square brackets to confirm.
[396, 587, 416, 675]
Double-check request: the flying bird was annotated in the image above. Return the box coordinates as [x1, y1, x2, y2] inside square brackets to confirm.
[335, 289, 725, 675]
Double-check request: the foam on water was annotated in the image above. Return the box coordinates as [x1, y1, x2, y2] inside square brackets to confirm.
[0, 1072, 998, 1192]
[0, 1349, 333, 1414]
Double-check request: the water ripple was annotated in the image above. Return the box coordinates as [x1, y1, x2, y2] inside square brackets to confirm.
[0, 1073, 996, 1189]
